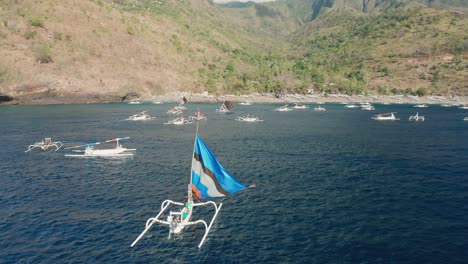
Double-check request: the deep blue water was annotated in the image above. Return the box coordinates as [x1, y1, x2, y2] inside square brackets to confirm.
[0, 103, 467, 264]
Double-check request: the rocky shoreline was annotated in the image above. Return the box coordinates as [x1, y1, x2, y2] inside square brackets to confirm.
[1, 91, 467, 106]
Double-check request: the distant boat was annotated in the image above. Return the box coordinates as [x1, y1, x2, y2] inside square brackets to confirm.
[189, 109, 207, 121]
[216, 100, 234, 114]
[344, 104, 359, 108]
[292, 103, 309, 109]
[314, 105, 326, 112]
[164, 116, 192, 125]
[459, 105, 468, 110]
[239, 102, 252, 106]
[128, 101, 141, 104]
[372, 112, 399, 121]
[440, 104, 451, 107]
[25, 137, 63, 153]
[236, 114, 263, 122]
[409, 112, 425, 121]
[414, 104, 428, 108]
[361, 104, 375, 111]
[275, 104, 293, 112]
[127, 111, 152, 121]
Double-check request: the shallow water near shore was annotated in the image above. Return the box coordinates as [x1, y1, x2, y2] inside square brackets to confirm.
[1, 103, 467, 263]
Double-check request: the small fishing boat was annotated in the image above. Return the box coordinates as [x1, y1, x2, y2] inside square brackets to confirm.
[344, 104, 359, 108]
[361, 104, 375, 111]
[164, 116, 192, 125]
[372, 112, 399, 121]
[292, 103, 309, 109]
[463, 117, 468, 121]
[25, 138, 63, 153]
[65, 137, 135, 157]
[409, 112, 425, 121]
[167, 107, 183, 115]
[414, 104, 428, 108]
[128, 101, 141, 104]
[239, 102, 252, 106]
[440, 104, 451, 107]
[216, 100, 234, 114]
[236, 114, 263, 122]
[189, 109, 207, 121]
[459, 104, 468, 110]
[131, 123, 254, 248]
[275, 104, 293, 112]
[314, 105, 326, 112]
[127, 111, 152, 121]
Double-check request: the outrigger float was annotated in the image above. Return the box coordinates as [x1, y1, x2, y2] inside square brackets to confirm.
[25, 138, 63, 153]
[64, 137, 135, 157]
[131, 123, 254, 248]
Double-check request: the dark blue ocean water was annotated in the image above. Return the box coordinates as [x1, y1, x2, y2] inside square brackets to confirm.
[0, 103, 467, 264]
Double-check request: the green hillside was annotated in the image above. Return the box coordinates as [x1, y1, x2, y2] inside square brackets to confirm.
[0, 0, 466, 104]
[288, 5, 468, 95]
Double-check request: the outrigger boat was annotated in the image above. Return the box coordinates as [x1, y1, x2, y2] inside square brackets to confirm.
[127, 111, 152, 121]
[164, 116, 192, 125]
[235, 114, 263, 122]
[409, 112, 425, 121]
[216, 100, 234, 114]
[25, 138, 63, 153]
[167, 105, 186, 114]
[372, 112, 399, 121]
[239, 101, 252, 106]
[414, 104, 428, 108]
[292, 103, 309, 109]
[131, 123, 254, 248]
[188, 109, 207, 121]
[64, 137, 135, 157]
[275, 104, 293, 112]
[314, 105, 326, 112]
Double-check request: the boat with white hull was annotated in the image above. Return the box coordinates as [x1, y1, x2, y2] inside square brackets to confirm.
[372, 112, 399, 121]
[236, 115, 263, 122]
[275, 104, 293, 112]
[65, 137, 135, 157]
[127, 111, 153, 121]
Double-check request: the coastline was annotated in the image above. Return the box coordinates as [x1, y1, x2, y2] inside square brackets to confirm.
[1, 92, 467, 106]
[144, 92, 468, 106]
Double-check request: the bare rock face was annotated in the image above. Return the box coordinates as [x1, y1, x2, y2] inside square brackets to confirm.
[0, 93, 14, 103]
[121, 92, 141, 102]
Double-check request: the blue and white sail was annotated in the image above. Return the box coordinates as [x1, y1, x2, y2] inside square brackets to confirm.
[191, 135, 246, 199]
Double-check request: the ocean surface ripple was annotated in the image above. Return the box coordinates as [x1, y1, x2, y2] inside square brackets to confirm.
[0, 103, 467, 263]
